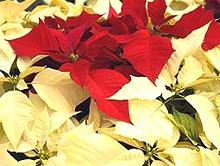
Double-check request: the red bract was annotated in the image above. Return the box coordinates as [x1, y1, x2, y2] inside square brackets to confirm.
[160, 6, 213, 38]
[148, 0, 167, 27]
[9, 20, 86, 63]
[44, 11, 100, 31]
[122, 30, 174, 82]
[202, 21, 220, 51]
[77, 31, 118, 59]
[87, 69, 130, 122]
[121, 0, 147, 28]
[148, 0, 213, 38]
[60, 59, 92, 86]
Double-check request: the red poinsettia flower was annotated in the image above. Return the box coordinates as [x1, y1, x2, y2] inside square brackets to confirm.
[9, 0, 176, 123]
[90, 0, 174, 83]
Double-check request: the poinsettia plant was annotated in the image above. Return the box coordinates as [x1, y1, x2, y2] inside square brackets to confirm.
[0, 0, 220, 165]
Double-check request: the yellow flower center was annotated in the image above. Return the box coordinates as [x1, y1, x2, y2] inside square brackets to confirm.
[69, 53, 79, 62]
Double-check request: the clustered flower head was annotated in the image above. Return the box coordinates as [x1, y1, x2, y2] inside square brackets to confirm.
[1, 0, 220, 165]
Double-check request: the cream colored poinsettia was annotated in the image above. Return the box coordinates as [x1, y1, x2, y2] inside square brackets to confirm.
[115, 100, 180, 148]
[0, 0, 34, 38]
[0, 55, 45, 92]
[155, 26, 215, 99]
[1, 122, 146, 166]
[0, 90, 75, 150]
[0, 64, 88, 150]
[104, 96, 220, 165]
[0, 1, 38, 89]
[0, 89, 87, 164]
[0, 0, 34, 25]
[108, 99, 180, 165]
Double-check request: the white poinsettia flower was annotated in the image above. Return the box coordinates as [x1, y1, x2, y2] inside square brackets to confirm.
[157, 55, 205, 99]
[0, 91, 38, 149]
[115, 99, 180, 149]
[0, 120, 73, 166]
[0, 0, 34, 38]
[13, 123, 145, 166]
[185, 94, 220, 150]
[6, 123, 145, 166]
[0, 0, 34, 25]
[0, 86, 85, 151]
[0, 55, 45, 92]
[0, 95, 77, 165]
[57, 123, 145, 166]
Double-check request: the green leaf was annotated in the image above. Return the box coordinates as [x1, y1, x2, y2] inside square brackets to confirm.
[172, 107, 200, 145]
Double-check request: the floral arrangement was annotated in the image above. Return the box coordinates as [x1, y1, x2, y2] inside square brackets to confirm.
[1, 0, 220, 165]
